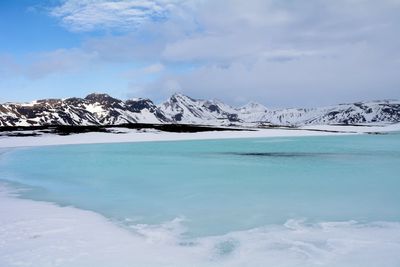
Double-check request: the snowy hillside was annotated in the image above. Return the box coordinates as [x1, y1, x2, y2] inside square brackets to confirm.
[0, 93, 399, 127]
[0, 93, 169, 127]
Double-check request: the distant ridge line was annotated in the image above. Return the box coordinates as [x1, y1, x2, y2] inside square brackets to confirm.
[0, 93, 399, 127]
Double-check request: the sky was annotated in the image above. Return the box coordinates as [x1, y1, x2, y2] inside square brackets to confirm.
[0, 0, 399, 108]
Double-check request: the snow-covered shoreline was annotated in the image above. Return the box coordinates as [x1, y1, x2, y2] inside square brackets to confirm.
[0, 183, 148, 267]
[1, 123, 399, 148]
[2, 182, 400, 267]
[0, 183, 205, 267]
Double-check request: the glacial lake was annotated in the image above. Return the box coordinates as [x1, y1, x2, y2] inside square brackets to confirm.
[1, 133, 400, 266]
[1, 133, 399, 236]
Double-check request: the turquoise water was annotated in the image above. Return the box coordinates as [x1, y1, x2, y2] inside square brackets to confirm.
[1, 133, 400, 238]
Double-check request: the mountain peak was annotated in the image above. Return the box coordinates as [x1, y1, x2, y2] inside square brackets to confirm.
[85, 92, 110, 98]
[85, 93, 120, 103]
[170, 92, 195, 101]
[239, 102, 267, 112]
[171, 92, 183, 97]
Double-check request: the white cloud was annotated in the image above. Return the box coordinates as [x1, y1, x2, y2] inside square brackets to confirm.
[145, 42, 400, 107]
[0, 49, 99, 80]
[25, 49, 98, 79]
[15, 0, 400, 106]
[51, 0, 185, 32]
[142, 63, 165, 73]
[150, 0, 400, 105]
[0, 54, 21, 77]
[121, 63, 165, 80]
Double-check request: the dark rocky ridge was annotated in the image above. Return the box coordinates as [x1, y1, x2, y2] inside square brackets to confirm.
[0, 123, 245, 137]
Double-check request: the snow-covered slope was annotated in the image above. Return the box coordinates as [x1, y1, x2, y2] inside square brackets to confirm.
[159, 93, 240, 125]
[262, 100, 400, 126]
[236, 102, 269, 123]
[0, 93, 399, 127]
[0, 93, 169, 127]
[158, 94, 400, 126]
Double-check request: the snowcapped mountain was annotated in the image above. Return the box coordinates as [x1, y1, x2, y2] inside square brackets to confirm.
[0, 93, 399, 127]
[236, 102, 268, 123]
[0, 93, 169, 127]
[158, 94, 400, 126]
[159, 93, 240, 125]
[262, 100, 400, 126]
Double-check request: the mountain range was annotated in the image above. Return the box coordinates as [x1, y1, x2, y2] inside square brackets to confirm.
[0, 93, 399, 127]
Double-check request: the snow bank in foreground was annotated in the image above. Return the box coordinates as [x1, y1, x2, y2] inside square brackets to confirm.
[0, 128, 338, 148]
[1, 123, 399, 149]
[0, 184, 193, 267]
[1, 183, 400, 267]
[0, 123, 384, 149]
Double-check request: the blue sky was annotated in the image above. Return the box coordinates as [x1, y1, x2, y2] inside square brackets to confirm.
[0, 1, 78, 54]
[0, 0, 399, 107]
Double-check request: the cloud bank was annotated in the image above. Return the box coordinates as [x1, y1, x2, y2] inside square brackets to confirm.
[2, 0, 399, 106]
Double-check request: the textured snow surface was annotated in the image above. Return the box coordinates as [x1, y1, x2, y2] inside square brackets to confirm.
[1, 123, 399, 148]
[2, 183, 400, 267]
